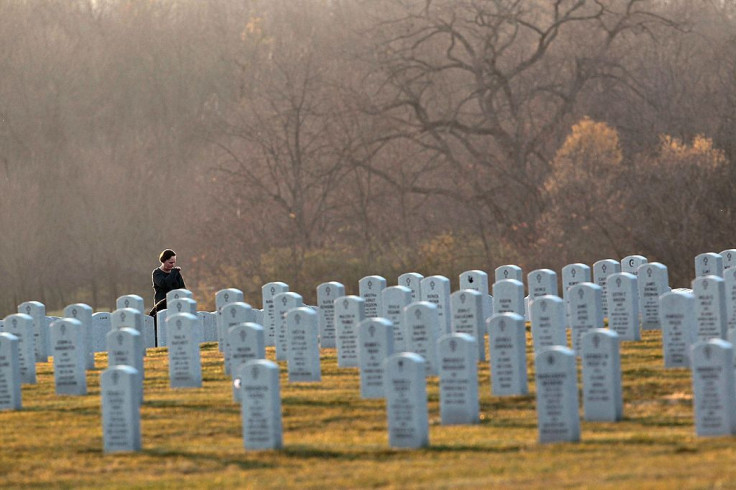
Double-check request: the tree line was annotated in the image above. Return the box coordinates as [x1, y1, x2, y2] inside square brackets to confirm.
[1, 0, 734, 311]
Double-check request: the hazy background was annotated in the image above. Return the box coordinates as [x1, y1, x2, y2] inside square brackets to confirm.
[1, 0, 734, 311]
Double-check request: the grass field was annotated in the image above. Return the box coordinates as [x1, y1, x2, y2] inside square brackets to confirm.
[2, 330, 735, 489]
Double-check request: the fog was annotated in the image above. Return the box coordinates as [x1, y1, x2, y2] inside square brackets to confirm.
[1, 0, 734, 311]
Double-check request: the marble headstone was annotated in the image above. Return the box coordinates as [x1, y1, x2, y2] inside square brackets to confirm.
[358, 318, 394, 398]
[691, 339, 736, 436]
[581, 329, 622, 421]
[659, 291, 696, 368]
[529, 295, 566, 353]
[492, 279, 525, 316]
[166, 313, 202, 388]
[487, 313, 528, 396]
[1, 313, 36, 384]
[334, 296, 365, 368]
[221, 302, 255, 375]
[0, 333, 22, 410]
[91, 312, 111, 353]
[692, 275, 727, 341]
[606, 273, 640, 341]
[216, 288, 245, 351]
[18, 301, 47, 362]
[262, 282, 289, 347]
[228, 323, 266, 403]
[450, 289, 486, 361]
[383, 352, 429, 449]
[359, 275, 387, 319]
[459, 269, 492, 323]
[398, 272, 424, 302]
[621, 255, 647, 276]
[593, 259, 620, 319]
[637, 263, 669, 331]
[527, 269, 558, 300]
[273, 292, 303, 361]
[316, 281, 345, 349]
[695, 252, 724, 278]
[106, 327, 144, 405]
[403, 302, 440, 376]
[285, 307, 321, 383]
[720, 249, 736, 271]
[420, 275, 452, 336]
[438, 333, 479, 425]
[534, 346, 580, 443]
[50, 318, 87, 395]
[64, 303, 94, 369]
[101, 365, 141, 452]
[381, 286, 412, 352]
[239, 359, 283, 450]
[495, 265, 523, 283]
[568, 283, 604, 355]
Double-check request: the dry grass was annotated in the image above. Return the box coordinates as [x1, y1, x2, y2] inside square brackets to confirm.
[1, 331, 734, 489]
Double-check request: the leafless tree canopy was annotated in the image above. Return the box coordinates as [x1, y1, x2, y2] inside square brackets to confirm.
[0, 0, 734, 309]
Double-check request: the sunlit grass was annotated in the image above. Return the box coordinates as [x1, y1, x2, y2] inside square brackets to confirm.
[2, 332, 735, 488]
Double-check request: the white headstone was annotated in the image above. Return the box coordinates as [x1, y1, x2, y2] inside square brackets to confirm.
[487, 313, 528, 396]
[18, 301, 47, 362]
[383, 352, 429, 448]
[606, 273, 640, 341]
[403, 302, 440, 376]
[568, 283, 604, 355]
[381, 286, 412, 352]
[239, 359, 283, 450]
[691, 339, 736, 436]
[581, 329, 622, 422]
[593, 259, 621, 319]
[50, 318, 87, 395]
[398, 272, 424, 301]
[720, 249, 736, 271]
[659, 291, 696, 368]
[534, 346, 580, 443]
[316, 281, 345, 349]
[420, 275, 452, 336]
[450, 289, 486, 361]
[527, 269, 558, 300]
[561, 263, 591, 329]
[64, 303, 94, 369]
[216, 288, 245, 351]
[285, 307, 321, 383]
[0, 333, 22, 410]
[495, 265, 523, 283]
[156, 309, 168, 346]
[637, 263, 670, 330]
[359, 275, 387, 319]
[492, 279, 525, 316]
[273, 292, 303, 361]
[166, 288, 192, 303]
[692, 275, 727, 341]
[143, 315, 156, 349]
[529, 295, 566, 353]
[169, 297, 197, 316]
[116, 295, 145, 315]
[438, 333, 479, 425]
[111, 308, 145, 359]
[228, 323, 266, 403]
[459, 270, 492, 326]
[221, 302, 255, 375]
[725, 268, 736, 335]
[197, 311, 217, 343]
[1, 313, 36, 384]
[166, 313, 202, 388]
[695, 252, 724, 278]
[106, 327, 144, 405]
[91, 312, 111, 353]
[334, 296, 365, 368]
[261, 282, 289, 347]
[621, 255, 647, 275]
[358, 318, 394, 398]
[101, 365, 141, 452]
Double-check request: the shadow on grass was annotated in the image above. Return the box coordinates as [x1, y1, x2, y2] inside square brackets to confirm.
[141, 448, 278, 470]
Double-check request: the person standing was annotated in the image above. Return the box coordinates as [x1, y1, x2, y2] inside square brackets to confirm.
[150, 249, 186, 320]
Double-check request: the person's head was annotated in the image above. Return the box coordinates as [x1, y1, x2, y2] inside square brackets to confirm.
[159, 249, 176, 272]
